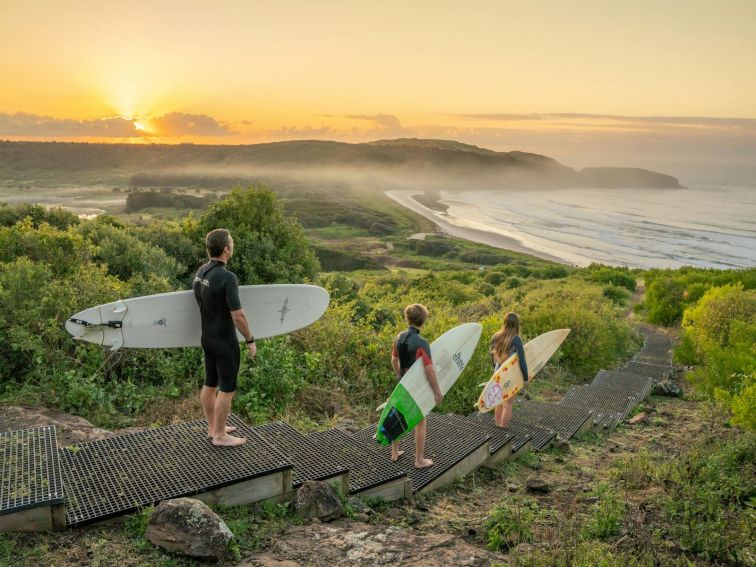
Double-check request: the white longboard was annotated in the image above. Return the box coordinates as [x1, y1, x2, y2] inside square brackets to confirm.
[476, 329, 570, 412]
[375, 323, 482, 445]
[66, 284, 330, 350]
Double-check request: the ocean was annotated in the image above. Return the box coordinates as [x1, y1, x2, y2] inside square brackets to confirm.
[387, 184, 756, 269]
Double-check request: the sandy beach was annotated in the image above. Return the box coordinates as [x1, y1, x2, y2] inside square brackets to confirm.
[384, 190, 568, 265]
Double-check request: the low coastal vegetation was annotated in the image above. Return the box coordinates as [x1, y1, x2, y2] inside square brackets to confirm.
[0, 185, 753, 566]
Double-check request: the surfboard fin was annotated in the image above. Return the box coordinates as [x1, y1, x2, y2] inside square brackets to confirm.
[375, 401, 388, 412]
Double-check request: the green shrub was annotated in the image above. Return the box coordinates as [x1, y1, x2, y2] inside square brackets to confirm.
[582, 482, 625, 540]
[602, 285, 630, 305]
[656, 434, 755, 563]
[585, 265, 636, 291]
[485, 496, 538, 551]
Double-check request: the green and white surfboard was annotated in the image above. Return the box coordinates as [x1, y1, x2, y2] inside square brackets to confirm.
[375, 322, 482, 446]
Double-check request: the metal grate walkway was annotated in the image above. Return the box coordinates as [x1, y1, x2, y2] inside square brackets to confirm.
[623, 361, 672, 382]
[307, 428, 407, 495]
[592, 370, 654, 401]
[463, 412, 525, 453]
[353, 413, 489, 493]
[1, 426, 64, 517]
[512, 399, 593, 440]
[559, 385, 636, 430]
[253, 422, 347, 488]
[60, 415, 291, 526]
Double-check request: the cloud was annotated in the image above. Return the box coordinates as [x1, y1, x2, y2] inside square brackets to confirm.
[148, 112, 231, 136]
[346, 113, 403, 129]
[0, 112, 139, 137]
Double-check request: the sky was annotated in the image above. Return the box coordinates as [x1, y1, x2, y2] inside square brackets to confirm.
[1, 0, 755, 176]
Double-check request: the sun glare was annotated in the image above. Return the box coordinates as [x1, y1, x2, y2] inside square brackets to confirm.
[133, 121, 146, 131]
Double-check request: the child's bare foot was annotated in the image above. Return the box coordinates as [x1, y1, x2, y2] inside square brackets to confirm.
[207, 425, 237, 438]
[391, 450, 405, 462]
[414, 458, 434, 468]
[212, 434, 246, 447]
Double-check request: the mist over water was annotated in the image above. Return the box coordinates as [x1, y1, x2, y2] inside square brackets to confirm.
[397, 183, 756, 269]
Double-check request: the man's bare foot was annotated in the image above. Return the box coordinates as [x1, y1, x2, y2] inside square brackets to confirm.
[414, 458, 434, 468]
[212, 434, 246, 447]
[207, 425, 237, 438]
[391, 450, 405, 462]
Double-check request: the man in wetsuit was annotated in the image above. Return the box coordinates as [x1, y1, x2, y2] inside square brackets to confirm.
[193, 228, 256, 447]
[390, 304, 443, 468]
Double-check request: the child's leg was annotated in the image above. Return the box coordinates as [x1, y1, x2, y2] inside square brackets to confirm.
[390, 441, 404, 462]
[494, 403, 504, 427]
[497, 398, 514, 427]
[414, 418, 433, 468]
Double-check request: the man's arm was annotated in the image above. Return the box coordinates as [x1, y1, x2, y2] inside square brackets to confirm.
[231, 309, 256, 357]
[417, 346, 443, 406]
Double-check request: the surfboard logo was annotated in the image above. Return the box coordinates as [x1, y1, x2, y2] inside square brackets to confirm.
[452, 351, 464, 371]
[153, 317, 167, 327]
[279, 297, 290, 324]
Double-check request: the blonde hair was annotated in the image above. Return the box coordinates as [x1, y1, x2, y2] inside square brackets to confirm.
[404, 303, 429, 327]
[491, 312, 520, 364]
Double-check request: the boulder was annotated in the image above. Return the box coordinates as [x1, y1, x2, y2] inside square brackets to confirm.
[295, 481, 344, 522]
[526, 478, 550, 494]
[653, 380, 683, 397]
[628, 412, 650, 425]
[145, 498, 232, 559]
[333, 419, 361, 434]
[240, 522, 503, 566]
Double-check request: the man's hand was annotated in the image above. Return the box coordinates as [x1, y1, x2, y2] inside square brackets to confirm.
[434, 389, 443, 406]
[247, 342, 257, 358]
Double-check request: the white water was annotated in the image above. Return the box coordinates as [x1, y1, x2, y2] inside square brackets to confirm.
[392, 184, 756, 269]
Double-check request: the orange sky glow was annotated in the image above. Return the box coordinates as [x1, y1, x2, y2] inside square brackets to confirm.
[1, 0, 755, 168]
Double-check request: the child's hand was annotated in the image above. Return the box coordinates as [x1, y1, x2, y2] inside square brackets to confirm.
[434, 390, 443, 406]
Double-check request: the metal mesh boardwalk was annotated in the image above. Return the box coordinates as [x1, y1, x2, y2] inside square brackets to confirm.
[512, 399, 592, 440]
[559, 385, 636, 430]
[592, 370, 654, 401]
[60, 415, 291, 526]
[1, 426, 64, 517]
[353, 413, 489, 493]
[463, 412, 523, 453]
[253, 421, 348, 488]
[306, 429, 406, 495]
[623, 361, 672, 382]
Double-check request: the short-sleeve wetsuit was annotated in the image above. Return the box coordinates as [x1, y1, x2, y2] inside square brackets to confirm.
[193, 259, 242, 393]
[392, 327, 433, 378]
[491, 335, 529, 380]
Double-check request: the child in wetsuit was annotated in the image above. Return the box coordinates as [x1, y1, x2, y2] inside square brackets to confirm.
[390, 304, 443, 468]
[490, 312, 529, 428]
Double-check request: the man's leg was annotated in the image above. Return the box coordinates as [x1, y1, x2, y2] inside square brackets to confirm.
[201, 385, 217, 436]
[414, 418, 433, 468]
[212, 391, 245, 446]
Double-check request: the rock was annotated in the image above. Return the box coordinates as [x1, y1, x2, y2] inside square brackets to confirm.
[353, 513, 371, 523]
[552, 438, 571, 454]
[333, 420, 360, 434]
[326, 401, 341, 418]
[507, 483, 519, 492]
[526, 478, 550, 494]
[240, 522, 502, 566]
[516, 543, 534, 554]
[653, 380, 683, 397]
[628, 412, 650, 425]
[145, 498, 232, 559]
[384, 507, 403, 519]
[415, 500, 430, 512]
[295, 481, 344, 522]
[0, 406, 112, 446]
[347, 497, 372, 515]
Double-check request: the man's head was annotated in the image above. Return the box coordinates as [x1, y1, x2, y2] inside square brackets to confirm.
[404, 303, 429, 328]
[206, 228, 234, 260]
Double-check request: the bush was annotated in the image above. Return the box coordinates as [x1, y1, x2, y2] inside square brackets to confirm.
[198, 186, 320, 284]
[585, 265, 636, 291]
[680, 284, 756, 429]
[582, 483, 625, 540]
[485, 497, 538, 551]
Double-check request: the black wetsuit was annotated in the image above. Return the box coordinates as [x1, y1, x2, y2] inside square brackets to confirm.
[491, 335, 528, 380]
[393, 327, 433, 378]
[193, 259, 242, 393]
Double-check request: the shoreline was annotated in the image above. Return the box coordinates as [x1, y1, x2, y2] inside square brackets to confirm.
[384, 190, 570, 266]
